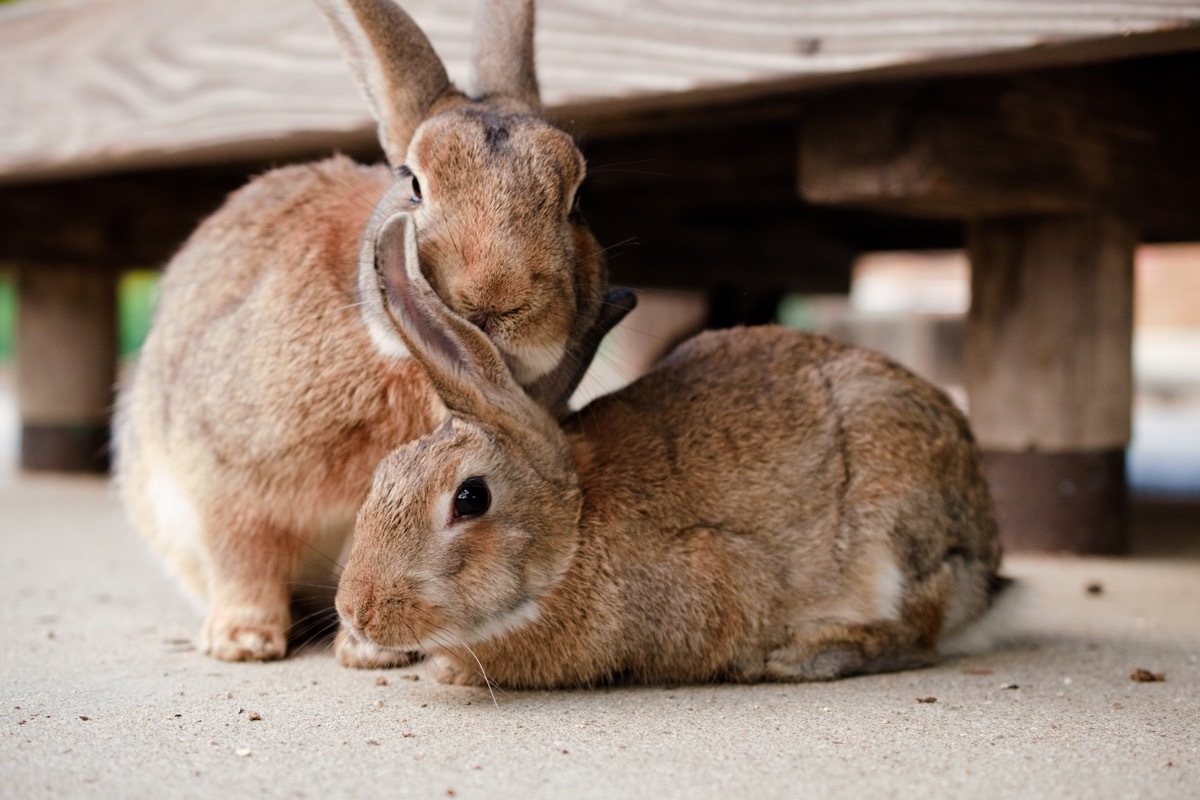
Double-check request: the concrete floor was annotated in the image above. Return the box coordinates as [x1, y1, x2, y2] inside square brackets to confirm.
[2, 473, 1197, 800]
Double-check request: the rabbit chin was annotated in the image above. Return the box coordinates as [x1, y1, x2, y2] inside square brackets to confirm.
[422, 596, 543, 651]
[500, 339, 566, 385]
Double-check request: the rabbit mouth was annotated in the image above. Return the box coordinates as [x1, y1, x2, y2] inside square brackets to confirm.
[338, 626, 416, 662]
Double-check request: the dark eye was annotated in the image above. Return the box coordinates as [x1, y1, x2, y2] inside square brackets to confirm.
[399, 165, 422, 204]
[453, 476, 490, 520]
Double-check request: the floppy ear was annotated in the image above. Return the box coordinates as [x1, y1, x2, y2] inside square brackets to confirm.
[468, 0, 540, 108]
[315, 0, 454, 165]
[525, 288, 637, 417]
[374, 213, 520, 417]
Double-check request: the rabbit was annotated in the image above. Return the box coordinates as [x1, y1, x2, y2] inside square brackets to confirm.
[113, 0, 634, 664]
[333, 212, 1008, 688]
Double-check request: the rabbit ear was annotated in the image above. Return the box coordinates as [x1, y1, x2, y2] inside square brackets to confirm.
[525, 288, 638, 417]
[469, 0, 540, 108]
[374, 213, 521, 417]
[316, 0, 454, 166]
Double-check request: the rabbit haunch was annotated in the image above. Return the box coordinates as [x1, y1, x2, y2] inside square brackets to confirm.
[114, 0, 625, 663]
[334, 213, 1006, 688]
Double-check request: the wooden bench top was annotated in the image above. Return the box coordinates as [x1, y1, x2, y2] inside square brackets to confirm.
[3, 0, 1199, 185]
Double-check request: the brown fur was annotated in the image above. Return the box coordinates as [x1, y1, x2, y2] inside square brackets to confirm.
[334, 213, 1005, 688]
[114, 0, 618, 662]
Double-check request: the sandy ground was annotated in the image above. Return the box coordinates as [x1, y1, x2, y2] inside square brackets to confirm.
[1, 474, 1197, 800]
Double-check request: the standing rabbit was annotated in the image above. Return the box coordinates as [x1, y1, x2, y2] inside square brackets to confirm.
[335, 213, 1008, 687]
[114, 0, 632, 663]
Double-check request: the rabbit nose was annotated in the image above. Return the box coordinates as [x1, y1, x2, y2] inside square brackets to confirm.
[337, 587, 376, 632]
[352, 604, 376, 629]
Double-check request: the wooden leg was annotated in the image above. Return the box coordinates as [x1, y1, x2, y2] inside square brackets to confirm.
[16, 265, 117, 472]
[966, 216, 1135, 554]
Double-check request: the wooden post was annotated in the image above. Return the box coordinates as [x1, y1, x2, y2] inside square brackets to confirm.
[16, 265, 118, 472]
[966, 215, 1136, 553]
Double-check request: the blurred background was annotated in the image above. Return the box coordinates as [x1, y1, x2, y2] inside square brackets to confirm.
[4, 245, 1194, 500]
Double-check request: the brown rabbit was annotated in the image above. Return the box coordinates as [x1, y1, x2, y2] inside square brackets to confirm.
[335, 213, 1008, 687]
[114, 0, 631, 663]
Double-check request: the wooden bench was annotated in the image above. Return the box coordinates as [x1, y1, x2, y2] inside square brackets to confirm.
[3, 0, 1199, 553]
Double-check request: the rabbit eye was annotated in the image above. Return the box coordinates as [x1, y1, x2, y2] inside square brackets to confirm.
[453, 476, 490, 520]
[398, 166, 422, 204]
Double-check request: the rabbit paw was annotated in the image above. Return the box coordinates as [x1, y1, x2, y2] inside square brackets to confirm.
[201, 605, 288, 662]
[429, 653, 490, 686]
[334, 627, 419, 669]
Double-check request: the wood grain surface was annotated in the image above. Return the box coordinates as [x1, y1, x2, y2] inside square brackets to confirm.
[2, 0, 1199, 182]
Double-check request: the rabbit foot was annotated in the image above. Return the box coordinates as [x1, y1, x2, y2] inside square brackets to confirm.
[334, 627, 419, 669]
[764, 621, 937, 681]
[202, 605, 288, 662]
[429, 653, 491, 686]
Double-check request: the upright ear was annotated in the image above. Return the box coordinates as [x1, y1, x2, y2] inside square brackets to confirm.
[524, 289, 637, 417]
[374, 213, 521, 417]
[315, 0, 454, 165]
[468, 0, 540, 108]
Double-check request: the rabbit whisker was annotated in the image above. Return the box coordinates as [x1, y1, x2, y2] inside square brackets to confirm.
[597, 237, 638, 257]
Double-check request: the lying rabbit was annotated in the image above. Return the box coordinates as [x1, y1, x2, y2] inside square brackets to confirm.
[114, 0, 630, 663]
[335, 213, 1008, 687]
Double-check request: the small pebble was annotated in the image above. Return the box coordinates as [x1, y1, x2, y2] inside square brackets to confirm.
[375, 677, 389, 686]
[235, 749, 252, 758]
[916, 696, 937, 704]
[248, 712, 262, 721]
[1085, 581, 1104, 595]
[1130, 668, 1165, 683]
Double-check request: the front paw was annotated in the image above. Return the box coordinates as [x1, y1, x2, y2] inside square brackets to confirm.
[430, 652, 489, 686]
[334, 627, 419, 669]
[201, 606, 288, 662]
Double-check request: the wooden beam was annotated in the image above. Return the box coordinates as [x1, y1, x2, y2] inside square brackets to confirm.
[798, 58, 1200, 239]
[4, 0, 1197, 185]
[581, 116, 870, 294]
[965, 215, 1136, 553]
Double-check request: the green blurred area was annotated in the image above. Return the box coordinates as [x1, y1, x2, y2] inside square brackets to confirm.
[0, 269, 160, 363]
[119, 270, 160, 357]
[0, 271, 14, 360]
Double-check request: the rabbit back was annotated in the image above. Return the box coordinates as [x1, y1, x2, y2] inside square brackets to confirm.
[553, 326, 1001, 683]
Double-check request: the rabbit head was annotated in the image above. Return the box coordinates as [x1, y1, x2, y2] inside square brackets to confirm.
[317, 0, 607, 407]
[337, 213, 631, 652]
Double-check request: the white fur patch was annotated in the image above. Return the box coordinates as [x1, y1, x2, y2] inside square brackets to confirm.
[464, 597, 542, 645]
[146, 471, 208, 601]
[505, 339, 566, 384]
[416, 597, 542, 652]
[872, 554, 905, 620]
[363, 307, 412, 360]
